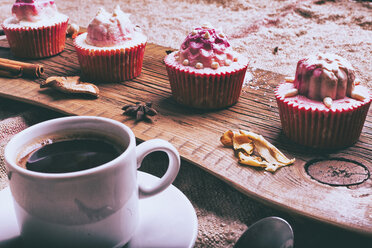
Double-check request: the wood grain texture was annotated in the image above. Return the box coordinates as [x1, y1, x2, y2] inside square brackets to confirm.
[0, 38, 371, 235]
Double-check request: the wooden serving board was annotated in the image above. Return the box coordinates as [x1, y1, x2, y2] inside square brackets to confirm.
[0, 38, 371, 235]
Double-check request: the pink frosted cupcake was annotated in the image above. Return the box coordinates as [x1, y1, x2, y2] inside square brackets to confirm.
[73, 6, 147, 83]
[2, 0, 69, 58]
[275, 53, 371, 148]
[164, 23, 248, 109]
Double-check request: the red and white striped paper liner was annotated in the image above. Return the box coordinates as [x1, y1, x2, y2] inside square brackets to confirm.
[275, 83, 371, 148]
[2, 19, 68, 59]
[164, 53, 248, 109]
[74, 38, 146, 83]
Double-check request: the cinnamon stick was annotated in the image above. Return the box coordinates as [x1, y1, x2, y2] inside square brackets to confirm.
[0, 61, 22, 78]
[0, 58, 44, 78]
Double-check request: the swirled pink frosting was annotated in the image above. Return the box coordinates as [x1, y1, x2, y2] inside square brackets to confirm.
[179, 24, 236, 69]
[294, 53, 355, 100]
[86, 6, 136, 47]
[12, 0, 57, 22]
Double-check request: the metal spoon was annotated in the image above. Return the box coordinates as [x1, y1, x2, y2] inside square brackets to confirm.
[234, 216, 294, 248]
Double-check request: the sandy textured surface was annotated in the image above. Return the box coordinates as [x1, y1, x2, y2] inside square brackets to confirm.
[1, 0, 371, 87]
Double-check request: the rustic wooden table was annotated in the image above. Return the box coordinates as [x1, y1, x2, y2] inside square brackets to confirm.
[0, 37, 371, 247]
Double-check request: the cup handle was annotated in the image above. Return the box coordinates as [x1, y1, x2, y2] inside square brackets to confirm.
[136, 139, 180, 199]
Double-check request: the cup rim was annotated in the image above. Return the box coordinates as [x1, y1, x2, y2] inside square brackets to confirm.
[4, 116, 135, 179]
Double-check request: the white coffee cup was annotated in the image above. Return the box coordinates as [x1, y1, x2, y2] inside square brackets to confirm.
[4, 116, 181, 248]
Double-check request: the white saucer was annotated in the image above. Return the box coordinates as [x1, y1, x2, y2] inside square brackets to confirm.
[0, 171, 198, 248]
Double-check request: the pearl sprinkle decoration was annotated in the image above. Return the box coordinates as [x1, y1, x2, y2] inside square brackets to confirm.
[323, 97, 333, 108]
[211, 61, 220, 69]
[183, 59, 189, 66]
[195, 62, 203, 69]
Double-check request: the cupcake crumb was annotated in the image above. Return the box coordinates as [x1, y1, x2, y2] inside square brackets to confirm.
[66, 23, 79, 38]
[351, 86, 368, 101]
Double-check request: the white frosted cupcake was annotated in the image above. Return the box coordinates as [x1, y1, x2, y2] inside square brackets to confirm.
[2, 0, 69, 58]
[73, 6, 147, 83]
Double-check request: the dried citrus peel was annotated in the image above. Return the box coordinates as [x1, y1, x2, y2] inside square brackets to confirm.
[220, 130, 295, 172]
[220, 130, 234, 146]
[238, 152, 269, 167]
[233, 132, 254, 154]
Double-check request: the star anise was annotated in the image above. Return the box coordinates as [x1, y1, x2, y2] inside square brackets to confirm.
[122, 102, 158, 121]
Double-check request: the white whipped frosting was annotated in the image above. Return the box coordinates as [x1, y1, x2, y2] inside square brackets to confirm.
[4, 0, 68, 28]
[3, 13, 68, 28]
[85, 6, 138, 47]
[75, 32, 147, 51]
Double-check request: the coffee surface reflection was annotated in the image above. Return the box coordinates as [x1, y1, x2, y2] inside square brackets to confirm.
[17, 132, 124, 173]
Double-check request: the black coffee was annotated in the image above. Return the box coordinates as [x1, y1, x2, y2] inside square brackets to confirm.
[18, 133, 124, 173]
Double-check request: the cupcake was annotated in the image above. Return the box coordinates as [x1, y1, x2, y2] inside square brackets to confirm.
[2, 0, 69, 58]
[275, 53, 371, 148]
[164, 23, 248, 109]
[73, 6, 147, 83]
